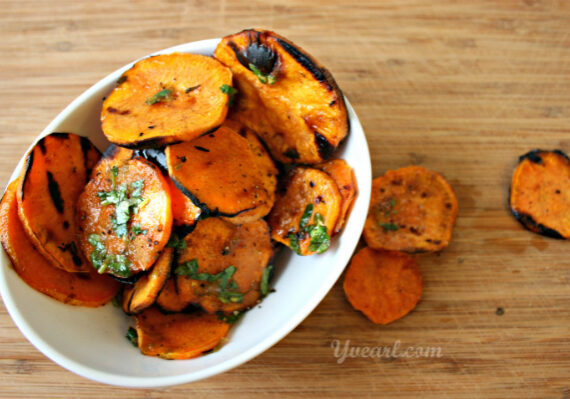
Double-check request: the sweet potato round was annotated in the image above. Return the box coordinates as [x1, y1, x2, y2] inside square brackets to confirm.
[1, 180, 120, 306]
[135, 306, 230, 360]
[214, 29, 348, 164]
[268, 167, 341, 255]
[363, 166, 458, 253]
[77, 156, 172, 277]
[165, 124, 277, 223]
[343, 247, 423, 325]
[510, 149, 570, 239]
[175, 217, 274, 315]
[17, 133, 101, 273]
[101, 53, 232, 148]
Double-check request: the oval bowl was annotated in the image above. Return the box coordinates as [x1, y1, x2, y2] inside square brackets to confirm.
[0, 38, 371, 388]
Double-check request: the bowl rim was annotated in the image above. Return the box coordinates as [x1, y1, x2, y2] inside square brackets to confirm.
[0, 38, 372, 388]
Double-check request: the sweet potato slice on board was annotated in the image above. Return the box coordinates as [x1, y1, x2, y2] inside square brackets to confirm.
[77, 156, 172, 278]
[317, 159, 357, 234]
[122, 247, 173, 314]
[363, 166, 458, 253]
[215, 29, 348, 164]
[175, 217, 274, 315]
[343, 247, 422, 325]
[165, 124, 278, 223]
[510, 150, 570, 239]
[156, 277, 191, 313]
[1, 180, 120, 306]
[101, 53, 232, 149]
[268, 167, 341, 255]
[17, 133, 101, 273]
[135, 306, 230, 359]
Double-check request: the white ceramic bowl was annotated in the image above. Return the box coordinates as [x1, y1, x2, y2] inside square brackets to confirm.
[0, 39, 371, 388]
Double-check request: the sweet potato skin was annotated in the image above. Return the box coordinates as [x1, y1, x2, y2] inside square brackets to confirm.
[1, 179, 120, 306]
[101, 53, 232, 149]
[135, 306, 230, 359]
[17, 133, 101, 272]
[122, 247, 173, 314]
[317, 159, 357, 234]
[268, 167, 341, 255]
[510, 149, 570, 239]
[77, 156, 172, 276]
[175, 217, 274, 314]
[214, 29, 349, 164]
[343, 247, 422, 324]
[165, 124, 277, 222]
[363, 166, 458, 253]
[168, 178, 201, 228]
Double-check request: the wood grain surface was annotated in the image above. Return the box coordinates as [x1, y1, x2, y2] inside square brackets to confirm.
[1, 0, 569, 398]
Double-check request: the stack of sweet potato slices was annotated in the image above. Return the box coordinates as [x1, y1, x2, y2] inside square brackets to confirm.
[1, 29, 359, 359]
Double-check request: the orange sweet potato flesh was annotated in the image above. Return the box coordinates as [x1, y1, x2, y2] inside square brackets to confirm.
[168, 178, 201, 227]
[156, 277, 190, 313]
[343, 247, 422, 324]
[101, 53, 232, 149]
[122, 247, 173, 314]
[317, 159, 357, 234]
[176, 217, 273, 315]
[77, 156, 172, 277]
[165, 124, 278, 223]
[363, 166, 458, 253]
[268, 167, 341, 255]
[1, 180, 120, 306]
[17, 133, 101, 273]
[510, 150, 570, 239]
[135, 306, 230, 359]
[215, 29, 348, 164]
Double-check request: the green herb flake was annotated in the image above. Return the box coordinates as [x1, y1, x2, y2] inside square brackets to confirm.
[220, 84, 237, 107]
[130, 223, 148, 239]
[378, 222, 399, 231]
[260, 265, 274, 297]
[299, 204, 313, 230]
[88, 234, 132, 277]
[219, 311, 243, 324]
[307, 224, 330, 254]
[288, 233, 301, 255]
[175, 260, 243, 304]
[145, 88, 173, 105]
[167, 233, 187, 250]
[126, 327, 138, 347]
[249, 63, 277, 84]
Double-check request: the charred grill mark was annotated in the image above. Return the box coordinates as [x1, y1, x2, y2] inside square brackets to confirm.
[58, 242, 83, 266]
[519, 150, 544, 164]
[276, 38, 332, 91]
[37, 138, 47, 154]
[120, 136, 181, 149]
[117, 75, 127, 85]
[314, 132, 334, 160]
[47, 171, 64, 214]
[134, 148, 168, 173]
[511, 209, 565, 239]
[194, 146, 210, 153]
[50, 132, 70, 140]
[20, 150, 34, 201]
[107, 107, 131, 115]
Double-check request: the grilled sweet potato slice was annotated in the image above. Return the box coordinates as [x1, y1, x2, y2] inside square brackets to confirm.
[122, 247, 173, 314]
[17, 133, 101, 273]
[215, 29, 348, 164]
[101, 53, 232, 149]
[343, 247, 423, 324]
[168, 178, 201, 228]
[268, 167, 341, 255]
[156, 277, 190, 313]
[77, 156, 172, 278]
[363, 166, 458, 253]
[317, 159, 357, 234]
[175, 217, 273, 315]
[165, 124, 278, 223]
[1, 180, 120, 306]
[135, 306, 230, 359]
[510, 150, 570, 238]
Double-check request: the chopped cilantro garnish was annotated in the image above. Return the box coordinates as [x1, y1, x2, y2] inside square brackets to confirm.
[249, 63, 277, 84]
[98, 177, 145, 239]
[378, 222, 399, 231]
[288, 233, 301, 255]
[175, 260, 243, 304]
[126, 327, 138, 347]
[260, 265, 274, 297]
[167, 233, 187, 250]
[145, 88, 173, 105]
[88, 234, 132, 277]
[307, 224, 330, 254]
[219, 311, 243, 324]
[130, 223, 147, 240]
[289, 204, 331, 255]
[220, 84, 237, 107]
[299, 203, 313, 230]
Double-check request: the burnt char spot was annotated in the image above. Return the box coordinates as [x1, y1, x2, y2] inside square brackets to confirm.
[276, 38, 332, 91]
[520, 150, 543, 164]
[283, 148, 300, 160]
[121, 136, 180, 150]
[20, 151, 34, 201]
[511, 209, 565, 239]
[134, 148, 168, 173]
[230, 36, 277, 76]
[63, 221, 70, 229]
[117, 75, 127, 85]
[409, 227, 421, 236]
[37, 138, 47, 154]
[57, 242, 82, 266]
[194, 146, 210, 152]
[107, 107, 130, 115]
[47, 171, 64, 214]
[314, 132, 334, 160]
[50, 132, 70, 140]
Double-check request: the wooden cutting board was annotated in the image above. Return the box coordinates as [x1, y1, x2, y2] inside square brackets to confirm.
[0, 1, 568, 398]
